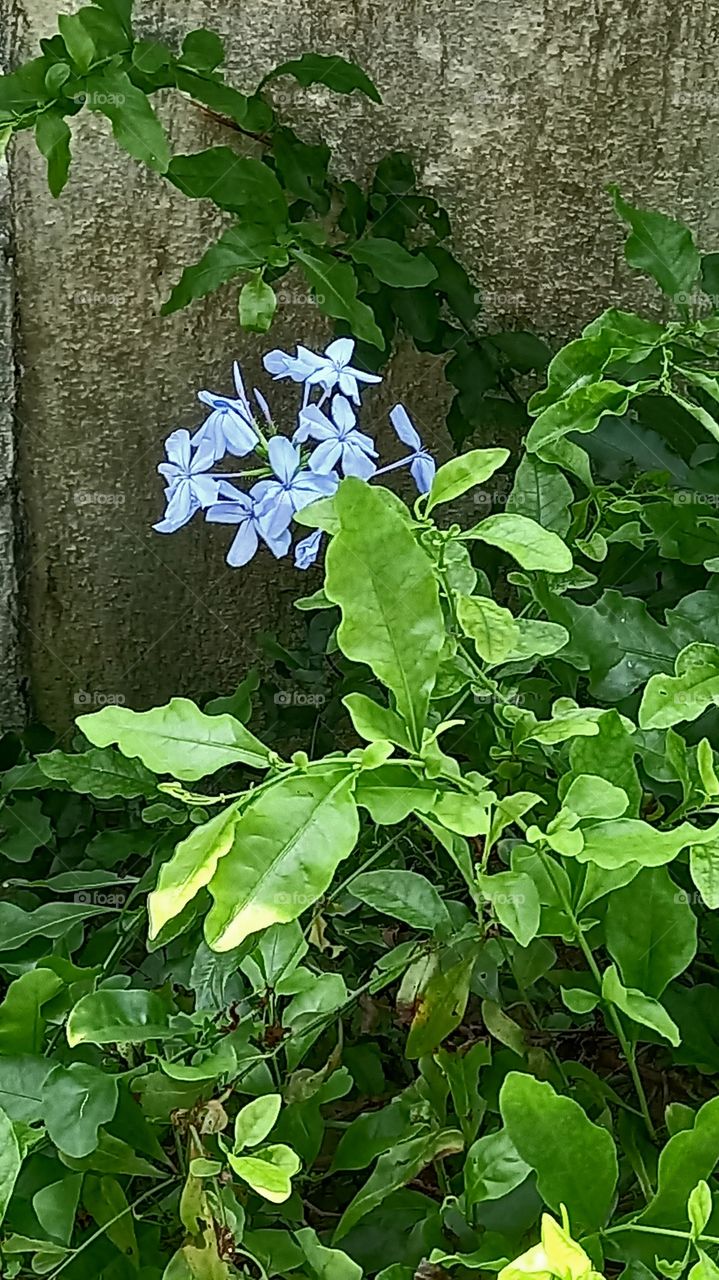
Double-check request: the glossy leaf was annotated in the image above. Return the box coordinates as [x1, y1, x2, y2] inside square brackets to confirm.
[350, 869, 452, 933]
[325, 480, 443, 749]
[349, 239, 437, 287]
[602, 965, 680, 1046]
[333, 1129, 464, 1241]
[605, 867, 697, 996]
[639, 643, 719, 730]
[77, 697, 270, 780]
[42, 1062, 119, 1157]
[205, 771, 359, 950]
[263, 53, 381, 101]
[0, 1104, 21, 1224]
[611, 185, 700, 299]
[67, 989, 176, 1046]
[464, 513, 572, 573]
[38, 747, 157, 799]
[292, 249, 384, 348]
[500, 1072, 618, 1231]
[425, 449, 509, 513]
[148, 802, 241, 938]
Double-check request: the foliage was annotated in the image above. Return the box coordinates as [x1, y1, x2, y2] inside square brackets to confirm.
[0, 0, 549, 447]
[4, 194, 719, 1277]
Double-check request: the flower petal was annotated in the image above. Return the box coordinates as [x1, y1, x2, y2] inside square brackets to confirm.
[165, 428, 191, 469]
[389, 404, 421, 451]
[342, 444, 377, 479]
[325, 337, 354, 365]
[294, 529, 323, 569]
[411, 452, 436, 494]
[309, 439, 343, 474]
[268, 436, 299, 483]
[226, 521, 259, 567]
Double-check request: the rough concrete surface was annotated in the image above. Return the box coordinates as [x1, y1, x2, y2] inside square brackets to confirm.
[5, 0, 719, 726]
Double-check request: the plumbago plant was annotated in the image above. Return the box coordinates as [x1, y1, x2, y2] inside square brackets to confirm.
[0, 0, 548, 444]
[6, 280, 719, 1277]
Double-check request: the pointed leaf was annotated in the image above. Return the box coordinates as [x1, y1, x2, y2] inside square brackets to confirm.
[205, 771, 359, 951]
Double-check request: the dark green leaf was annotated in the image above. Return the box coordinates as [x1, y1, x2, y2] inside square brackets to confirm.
[263, 53, 381, 103]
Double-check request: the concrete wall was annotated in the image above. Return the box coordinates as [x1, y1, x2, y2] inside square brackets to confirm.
[5, 0, 719, 728]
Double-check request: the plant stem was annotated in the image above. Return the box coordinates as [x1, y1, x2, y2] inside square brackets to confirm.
[537, 847, 656, 1140]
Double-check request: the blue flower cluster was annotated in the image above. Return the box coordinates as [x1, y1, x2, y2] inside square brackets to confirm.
[154, 338, 436, 569]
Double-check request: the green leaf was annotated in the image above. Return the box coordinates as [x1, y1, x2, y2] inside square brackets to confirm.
[0, 1104, 21, 1224]
[263, 53, 382, 103]
[77, 697, 270, 780]
[690, 839, 719, 909]
[228, 1143, 300, 1204]
[456, 595, 518, 665]
[325, 480, 443, 749]
[0, 796, 52, 863]
[149, 803, 240, 938]
[234, 1094, 282, 1149]
[349, 238, 437, 287]
[295, 1227, 362, 1280]
[292, 249, 384, 348]
[426, 449, 509, 513]
[83, 1174, 138, 1267]
[67, 988, 176, 1046]
[602, 964, 680, 1046]
[58, 12, 96, 72]
[574, 817, 713, 870]
[168, 149, 288, 229]
[239, 272, 277, 332]
[0, 969, 63, 1054]
[180, 29, 225, 71]
[500, 1072, 618, 1231]
[333, 1128, 464, 1241]
[610, 185, 700, 299]
[84, 68, 171, 173]
[350, 869, 452, 933]
[506, 453, 574, 536]
[35, 109, 71, 197]
[42, 1063, 118, 1157]
[355, 764, 438, 824]
[476, 871, 541, 947]
[0, 900, 114, 951]
[161, 224, 279, 314]
[33, 1173, 83, 1248]
[562, 774, 629, 820]
[342, 693, 411, 749]
[526, 380, 649, 464]
[636, 1097, 719, 1232]
[561, 986, 600, 1014]
[403, 942, 476, 1057]
[464, 513, 572, 572]
[0, 1056, 53, 1123]
[94, 0, 133, 38]
[605, 867, 697, 996]
[465, 1129, 530, 1205]
[38, 746, 157, 798]
[205, 770, 359, 950]
[689, 1181, 713, 1239]
[640, 643, 719, 729]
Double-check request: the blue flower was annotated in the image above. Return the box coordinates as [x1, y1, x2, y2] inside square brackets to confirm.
[386, 404, 436, 493]
[256, 437, 339, 536]
[263, 346, 320, 383]
[303, 338, 382, 404]
[296, 396, 378, 479]
[206, 483, 291, 567]
[193, 362, 258, 462]
[264, 339, 382, 404]
[154, 430, 219, 533]
[295, 529, 324, 570]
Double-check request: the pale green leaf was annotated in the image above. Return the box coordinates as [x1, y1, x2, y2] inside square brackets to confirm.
[77, 697, 270, 780]
[464, 513, 572, 573]
[205, 771, 359, 950]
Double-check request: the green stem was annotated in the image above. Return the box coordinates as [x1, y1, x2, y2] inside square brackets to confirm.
[537, 847, 656, 1140]
[605, 1224, 719, 1246]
